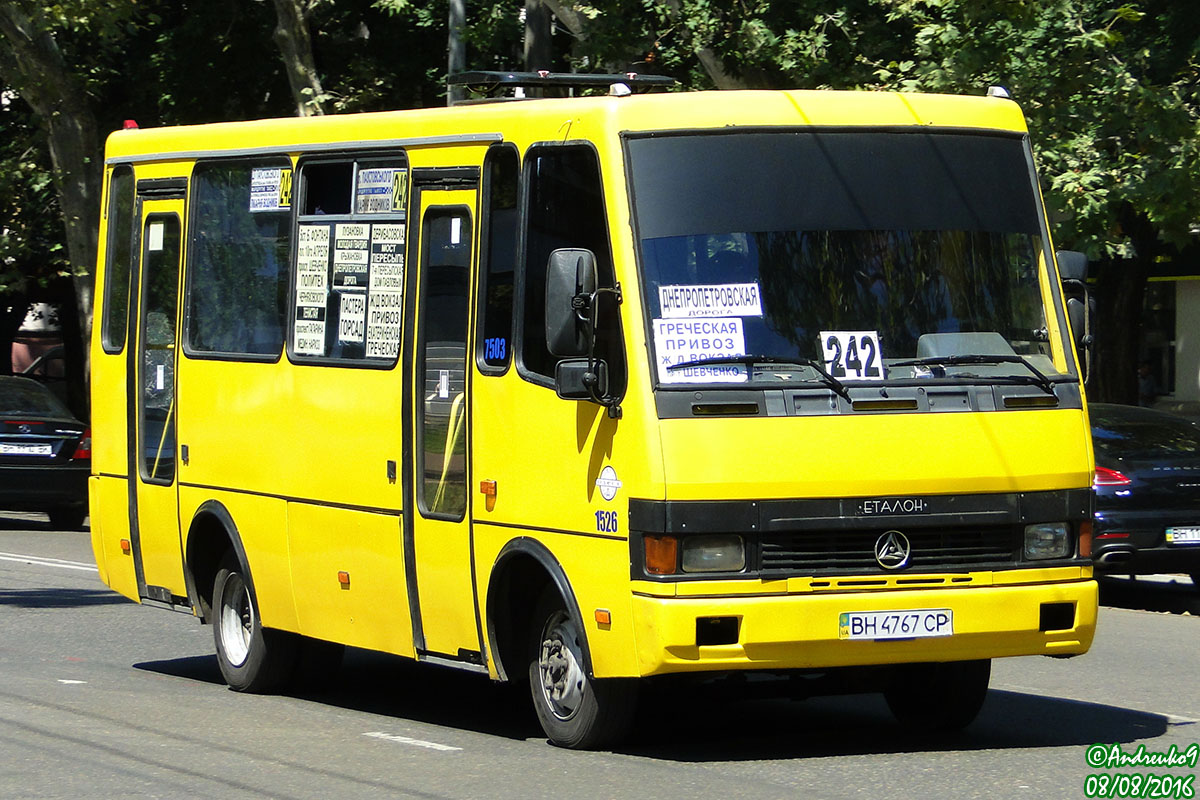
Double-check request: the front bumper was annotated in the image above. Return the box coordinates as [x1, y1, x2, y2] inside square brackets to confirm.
[630, 572, 1097, 676]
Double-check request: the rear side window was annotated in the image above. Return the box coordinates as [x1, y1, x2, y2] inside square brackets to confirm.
[186, 160, 292, 357]
[290, 156, 408, 363]
[519, 144, 624, 390]
[102, 166, 136, 353]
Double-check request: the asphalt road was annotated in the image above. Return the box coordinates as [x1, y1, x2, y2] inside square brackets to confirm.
[2, 511, 1198, 800]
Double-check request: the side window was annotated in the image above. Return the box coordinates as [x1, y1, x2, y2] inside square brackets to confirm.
[186, 160, 292, 357]
[291, 156, 408, 363]
[477, 144, 519, 372]
[102, 166, 135, 353]
[520, 145, 624, 390]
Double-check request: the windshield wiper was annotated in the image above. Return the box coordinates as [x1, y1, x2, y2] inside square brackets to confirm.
[890, 354, 1056, 396]
[666, 355, 851, 401]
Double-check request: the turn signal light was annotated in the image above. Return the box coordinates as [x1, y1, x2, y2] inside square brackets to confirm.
[644, 535, 678, 575]
[1094, 466, 1132, 486]
[337, 570, 350, 588]
[1078, 520, 1093, 558]
[119, 538, 131, 554]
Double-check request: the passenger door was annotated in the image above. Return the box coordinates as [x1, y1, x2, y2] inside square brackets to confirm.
[128, 191, 187, 604]
[403, 171, 483, 668]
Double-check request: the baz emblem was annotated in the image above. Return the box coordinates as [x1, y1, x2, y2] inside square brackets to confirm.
[875, 530, 911, 570]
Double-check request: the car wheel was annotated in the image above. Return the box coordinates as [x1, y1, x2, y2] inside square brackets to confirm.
[884, 659, 991, 732]
[48, 506, 86, 530]
[212, 553, 296, 692]
[527, 590, 637, 749]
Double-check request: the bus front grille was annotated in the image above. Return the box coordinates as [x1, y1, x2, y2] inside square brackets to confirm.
[759, 526, 1020, 574]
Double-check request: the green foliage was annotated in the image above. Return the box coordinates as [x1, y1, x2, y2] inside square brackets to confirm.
[0, 95, 69, 293]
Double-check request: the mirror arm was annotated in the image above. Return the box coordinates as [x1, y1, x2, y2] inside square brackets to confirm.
[580, 284, 624, 419]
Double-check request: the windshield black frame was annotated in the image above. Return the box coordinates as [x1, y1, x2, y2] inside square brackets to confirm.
[623, 126, 1077, 392]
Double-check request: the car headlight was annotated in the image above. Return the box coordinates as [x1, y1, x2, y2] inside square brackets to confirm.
[1024, 523, 1072, 560]
[681, 535, 745, 573]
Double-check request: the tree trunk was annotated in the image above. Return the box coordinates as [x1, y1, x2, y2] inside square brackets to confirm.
[269, 0, 327, 116]
[1091, 206, 1161, 405]
[0, 2, 101, 413]
[524, 0, 553, 72]
[447, 0, 465, 105]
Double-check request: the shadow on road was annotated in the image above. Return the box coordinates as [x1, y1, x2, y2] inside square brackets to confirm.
[133, 645, 1175, 760]
[1099, 576, 1200, 616]
[0, 587, 130, 608]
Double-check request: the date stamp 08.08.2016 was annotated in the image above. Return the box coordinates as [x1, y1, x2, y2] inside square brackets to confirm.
[1084, 743, 1198, 799]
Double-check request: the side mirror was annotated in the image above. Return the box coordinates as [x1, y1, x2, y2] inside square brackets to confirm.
[1056, 250, 1093, 382]
[545, 248, 597, 358]
[1056, 250, 1088, 283]
[555, 358, 609, 400]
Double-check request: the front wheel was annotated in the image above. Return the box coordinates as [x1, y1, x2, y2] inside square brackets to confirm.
[528, 591, 637, 749]
[212, 553, 296, 692]
[884, 659, 991, 732]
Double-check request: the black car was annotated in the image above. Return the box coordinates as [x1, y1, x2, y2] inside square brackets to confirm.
[1090, 402, 1200, 586]
[0, 376, 89, 529]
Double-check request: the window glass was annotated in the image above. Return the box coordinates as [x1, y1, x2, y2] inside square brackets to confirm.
[627, 132, 1061, 387]
[418, 209, 471, 519]
[292, 158, 408, 362]
[102, 166, 135, 353]
[187, 161, 292, 356]
[140, 215, 181, 483]
[478, 145, 518, 371]
[521, 145, 624, 389]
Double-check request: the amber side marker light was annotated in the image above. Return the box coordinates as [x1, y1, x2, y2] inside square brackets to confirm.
[119, 538, 131, 555]
[1078, 521, 1093, 558]
[338, 571, 351, 588]
[644, 535, 678, 575]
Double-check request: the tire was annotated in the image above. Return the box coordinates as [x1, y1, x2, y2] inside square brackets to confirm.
[212, 553, 296, 692]
[527, 590, 637, 749]
[884, 659, 991, 732]
[48, 506, 86, 530]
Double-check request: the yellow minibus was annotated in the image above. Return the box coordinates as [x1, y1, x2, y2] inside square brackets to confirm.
[90, 72, 1097, 748]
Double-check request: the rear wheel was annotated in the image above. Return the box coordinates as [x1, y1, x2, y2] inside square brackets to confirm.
[884, 659, 991, 732]
[527, 591, 637, 749]
[212, 553, 296, 692]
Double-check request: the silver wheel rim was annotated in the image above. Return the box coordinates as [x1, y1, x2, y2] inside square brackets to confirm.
[538, 611, 586, 721]
[218, 572, 253, 667]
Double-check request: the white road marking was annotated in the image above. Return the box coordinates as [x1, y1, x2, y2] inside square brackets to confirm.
[0, 552, 96, 573]
[57, 680, 87, 685]
[363, 731, 462, 752]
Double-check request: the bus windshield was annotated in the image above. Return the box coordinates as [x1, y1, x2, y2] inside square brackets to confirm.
[627, 130, 1066, 387]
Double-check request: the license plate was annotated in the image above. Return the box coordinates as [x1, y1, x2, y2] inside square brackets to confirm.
[1165, 526, 1200, 546]
[0, 443, 52, 456]
[839, 609, 953, 640]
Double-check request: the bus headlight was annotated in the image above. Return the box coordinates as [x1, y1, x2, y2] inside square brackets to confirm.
[681, 535, 745, 573]
[1024, 523, 1071, 560]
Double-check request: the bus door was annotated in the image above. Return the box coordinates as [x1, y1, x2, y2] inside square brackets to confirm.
[127, 188, 188, 605]
[402, 171, 484, 669]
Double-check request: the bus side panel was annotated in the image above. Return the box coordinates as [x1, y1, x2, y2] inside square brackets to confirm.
[287, 502, 413, 656]
[89, 475, 138, 601]
[178, 487, 298, 632]
[473, 526, 641, 680]
[471, 375, 655, 680]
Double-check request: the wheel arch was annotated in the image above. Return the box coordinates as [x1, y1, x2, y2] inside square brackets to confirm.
[184, 500, 254, 624]
[485, 537, 592, 683]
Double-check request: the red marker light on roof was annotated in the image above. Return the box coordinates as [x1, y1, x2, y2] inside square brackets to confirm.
[1094, 466, 1132, 486]
[123, 119, 139, 130]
